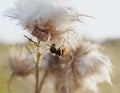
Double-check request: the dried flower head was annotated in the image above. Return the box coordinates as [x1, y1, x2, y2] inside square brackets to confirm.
[6, 0, 85, 51]
[40, 42, 112, 93]
[9, 46, 35, 77]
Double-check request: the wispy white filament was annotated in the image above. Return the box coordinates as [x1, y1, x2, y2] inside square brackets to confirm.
[6, 0, 84, 51]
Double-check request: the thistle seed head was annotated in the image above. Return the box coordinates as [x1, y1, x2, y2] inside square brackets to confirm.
[40, 42, 112, 92]
[9, 46, 35, 77]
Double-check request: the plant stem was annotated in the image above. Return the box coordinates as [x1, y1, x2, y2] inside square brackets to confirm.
[8, 73, 14, 93]
[38, 69, 48, 93]
[35, 42, 41, 93]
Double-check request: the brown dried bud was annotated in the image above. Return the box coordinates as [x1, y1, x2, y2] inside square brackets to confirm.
[32, 25, 50, 41]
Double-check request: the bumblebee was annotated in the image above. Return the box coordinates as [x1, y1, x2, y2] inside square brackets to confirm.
[50, 43, 67, 56]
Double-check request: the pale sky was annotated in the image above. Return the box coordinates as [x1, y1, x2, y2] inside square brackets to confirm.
[0, 0, 120, 44]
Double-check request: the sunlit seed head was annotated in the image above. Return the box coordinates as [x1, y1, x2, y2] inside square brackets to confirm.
[5, 0, 85, 51]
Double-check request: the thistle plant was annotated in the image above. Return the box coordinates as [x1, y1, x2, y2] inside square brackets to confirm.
[8, 45, 35, 93]
[6, 0, 112, 93]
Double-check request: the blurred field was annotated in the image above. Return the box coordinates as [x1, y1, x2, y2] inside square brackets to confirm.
[0, 39, 120, 93]
[0, 45, 11, 93]
[99, 39, 120, 93]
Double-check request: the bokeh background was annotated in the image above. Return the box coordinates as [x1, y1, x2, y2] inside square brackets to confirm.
[0, 0, 120, 93]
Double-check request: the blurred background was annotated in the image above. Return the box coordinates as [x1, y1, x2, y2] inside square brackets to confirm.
[0, 0, 120, 93]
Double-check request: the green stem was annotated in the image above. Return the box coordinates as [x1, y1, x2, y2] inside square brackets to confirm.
[35, 43, 41, 93]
